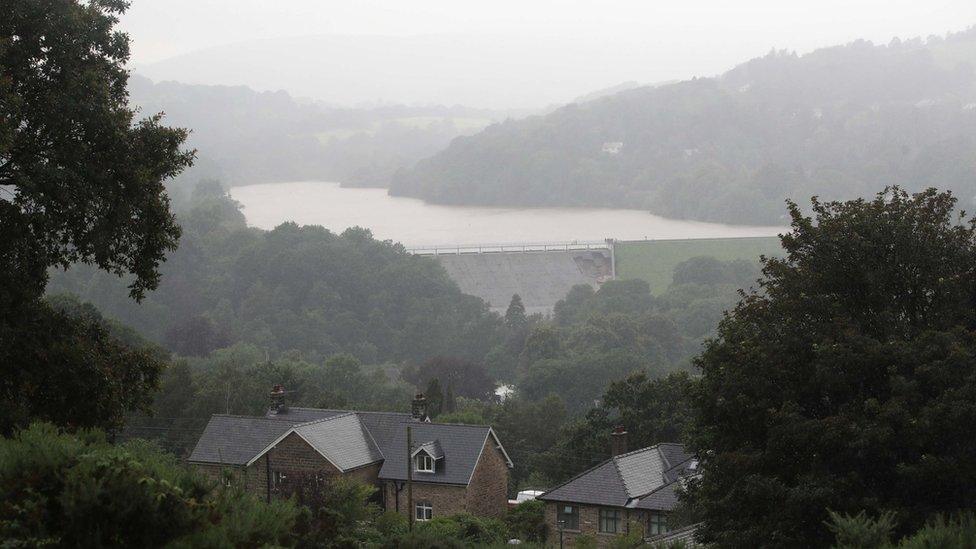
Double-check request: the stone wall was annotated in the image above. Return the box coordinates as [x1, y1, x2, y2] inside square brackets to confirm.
[466, 440, 511, 518]
[191, 433, 382, 503]
[385, 480, 469, 520]
[543, 502, 647, 547]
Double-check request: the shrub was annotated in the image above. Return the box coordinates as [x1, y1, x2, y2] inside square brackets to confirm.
[0, 422, 299, 546]
[506, 500, 547, 542]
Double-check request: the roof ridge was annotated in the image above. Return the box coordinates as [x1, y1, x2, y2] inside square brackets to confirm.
[614, 444, 661, 460]
[610, 452, 632, 497]
[293, 411, 356, 429]
[358, 413, 386, 460]
[423, 421, 493, 429]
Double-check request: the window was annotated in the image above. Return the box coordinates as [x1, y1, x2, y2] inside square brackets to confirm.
[599, 508, 622, 534]
[415, 452, 435, 473]
[648, 512, 669, 536]
[271, 471, 287, 490]
[557, 504, 579, 531]
[415, 501, 433, 521]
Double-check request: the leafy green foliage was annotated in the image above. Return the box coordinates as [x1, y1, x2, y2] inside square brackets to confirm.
[828, 510, 897, 549]
[828, 511, 976, 549]
[542, 372, 693, 480]
[0, 0, 191, 435]
[0, 298, 167, 435]
[506, 500, 547, 542]
[0, 423, 299, 547]
[1, 0, 193, 305]
[50, 190, 503, 366]
[687, 188, 976, 547]
[391, 32, 976, 225]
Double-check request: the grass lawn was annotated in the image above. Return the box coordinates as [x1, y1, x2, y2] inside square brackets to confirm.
[614, 236, 783, 294]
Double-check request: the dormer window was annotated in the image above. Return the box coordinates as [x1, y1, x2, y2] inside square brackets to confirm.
[415, 451, 435, 473]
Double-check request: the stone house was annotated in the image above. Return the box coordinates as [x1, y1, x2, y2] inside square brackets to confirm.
[187, 392, 513, 521]
[538, 430, 696, 547]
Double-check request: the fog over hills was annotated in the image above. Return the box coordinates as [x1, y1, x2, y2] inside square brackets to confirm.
[127, 75, 518, 199]
[134, 33, 742, 110]
[390, 29, 976, 225]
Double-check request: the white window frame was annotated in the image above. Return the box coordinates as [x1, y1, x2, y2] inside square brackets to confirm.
[271, 470, 287, 490]
[415, 451, 435, 473]
[415, 501, 433, 521]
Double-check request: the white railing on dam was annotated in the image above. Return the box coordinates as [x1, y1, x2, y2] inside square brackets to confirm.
[406, 240, 610, 256]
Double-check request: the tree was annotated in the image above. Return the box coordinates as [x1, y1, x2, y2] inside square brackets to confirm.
[0, 0, 192, 432]
[404, 356, 496, 401]
[425, 378, 444, 418]
[1, 0, 193, 305]
[687, 188, 976, 547]
[505, 294, 528, 330]
[0, 299, 166, 435]
[549, 372, 693, 474]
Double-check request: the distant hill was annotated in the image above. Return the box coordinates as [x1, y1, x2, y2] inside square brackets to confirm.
[127, 75, 509, 199]
[390, 29, 976, 225]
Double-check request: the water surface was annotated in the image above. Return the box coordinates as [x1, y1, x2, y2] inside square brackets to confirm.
[230, 182, 783, 247]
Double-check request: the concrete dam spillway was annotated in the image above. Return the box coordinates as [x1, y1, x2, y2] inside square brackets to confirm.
[434, 248, 613, 316]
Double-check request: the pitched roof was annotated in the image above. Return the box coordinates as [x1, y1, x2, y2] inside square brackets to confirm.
[188, 415, 293, 465]
[413, 440, 445, 460]
[378, 422, 511, 485]
[189, 407, 512, 485]
[292, 413, 384, 471]
[538, 443, 694, 510]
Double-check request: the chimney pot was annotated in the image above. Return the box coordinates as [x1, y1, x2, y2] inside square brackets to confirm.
[610, 425, 628, 457]
[270, 384, 288, 415]
[411, 393, 428, 421]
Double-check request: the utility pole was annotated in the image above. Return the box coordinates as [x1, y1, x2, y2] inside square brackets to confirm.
[406, 425, 413, 531]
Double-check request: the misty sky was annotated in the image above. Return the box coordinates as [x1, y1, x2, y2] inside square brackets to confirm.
[121, 0, 976, 108]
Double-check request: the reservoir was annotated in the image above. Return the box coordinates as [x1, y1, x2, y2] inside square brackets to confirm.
[230, 181, 783, 247]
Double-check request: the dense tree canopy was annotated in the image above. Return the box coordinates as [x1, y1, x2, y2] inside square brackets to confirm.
[0, 0, 193, 305]
[687, 188, 976, 547]
[0, 0, 191, 434]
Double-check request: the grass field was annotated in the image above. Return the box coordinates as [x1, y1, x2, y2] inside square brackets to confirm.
[614, 236, 783, 294]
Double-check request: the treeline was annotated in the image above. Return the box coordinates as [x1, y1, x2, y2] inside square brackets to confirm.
[49, 181, 501, 366]
[49, 182, 756, 389]
[390, 29, 976, 225]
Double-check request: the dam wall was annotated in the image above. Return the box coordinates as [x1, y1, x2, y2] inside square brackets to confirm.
[435, 248, 613, 315]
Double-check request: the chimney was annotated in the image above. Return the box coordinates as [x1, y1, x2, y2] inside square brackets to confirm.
[610, 425, 628, 457]
[411, 393, 428, 421]
[269, 384, 288, 415]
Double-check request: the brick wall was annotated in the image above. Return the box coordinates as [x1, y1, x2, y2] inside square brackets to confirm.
[544, 501, 647, 547]
[465, 439, 510, 518]
[191, 433, 384, 503]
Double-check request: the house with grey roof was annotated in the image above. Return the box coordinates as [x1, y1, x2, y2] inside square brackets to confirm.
[188, 391, 513, 520]
[538, 429, 696, 547]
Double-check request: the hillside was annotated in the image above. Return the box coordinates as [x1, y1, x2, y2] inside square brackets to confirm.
[127, 76, 506, 200]
[390, 29, 976, 225]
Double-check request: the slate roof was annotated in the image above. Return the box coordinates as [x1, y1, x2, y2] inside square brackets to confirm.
[646, 523, 701, 546]
[414, 440, 445, 460]
[188, 415, 293, 465]
[188, 407, 511, 484]
[378, 422, 512, 485]
[538, 443, 694, 510]
[292, 413, 384, 471]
